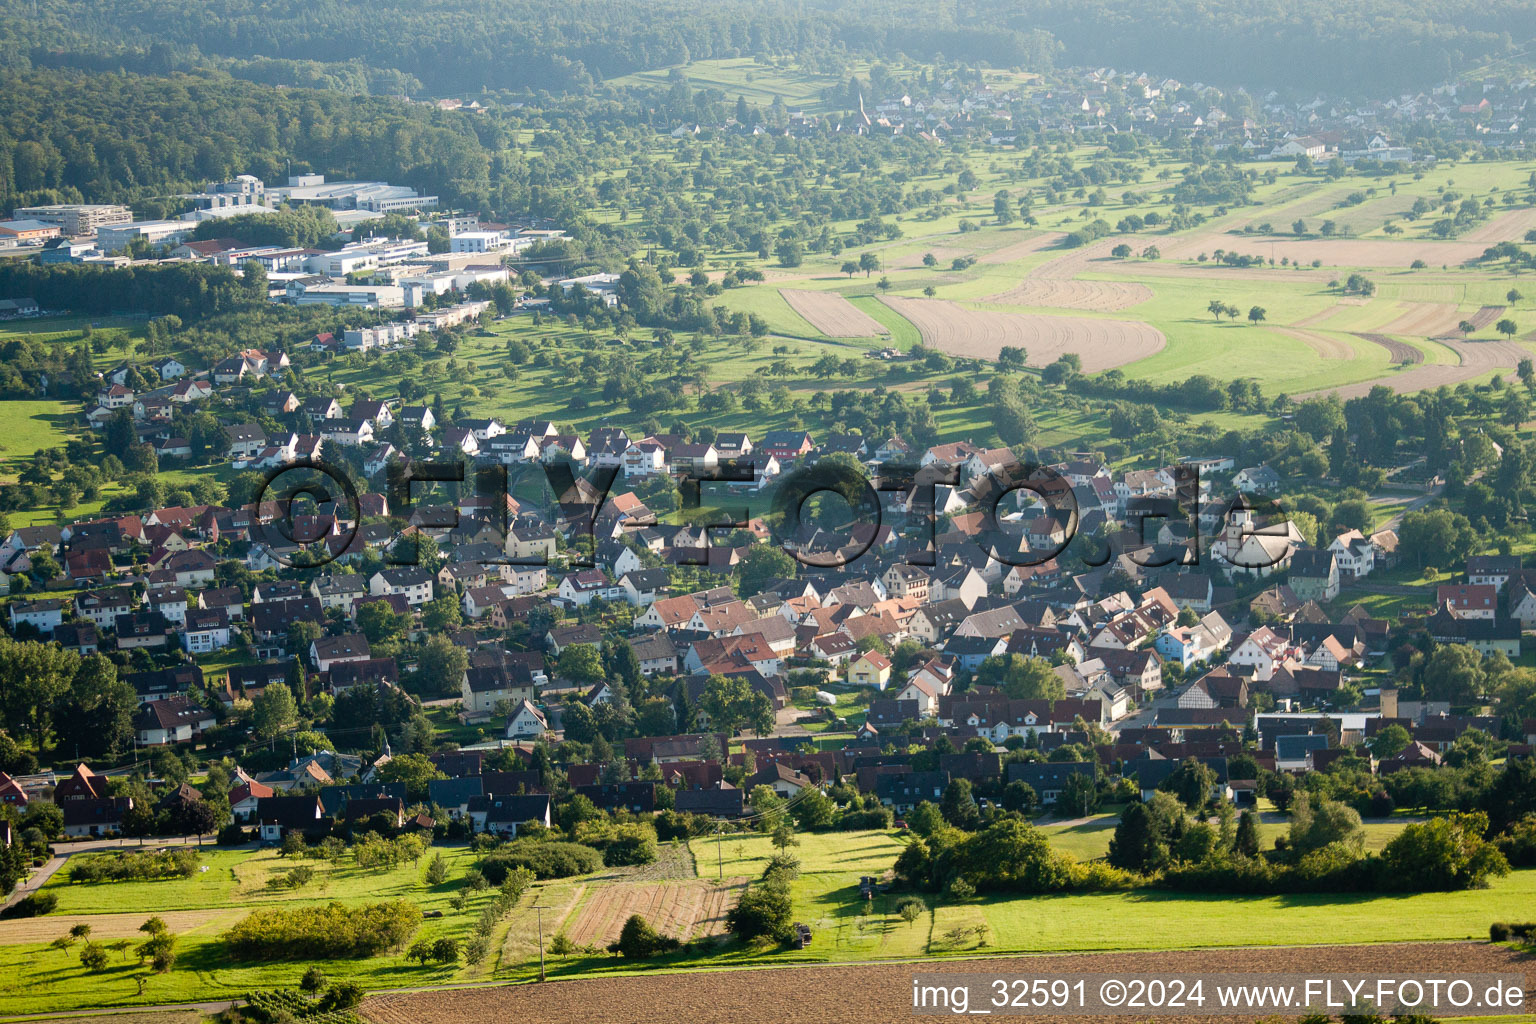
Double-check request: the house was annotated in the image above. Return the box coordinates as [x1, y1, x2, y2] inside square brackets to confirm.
[472, 793, 552, 836]
[181, 608, 232, 653]
[504, 699, 549, 740]
[63, 797, 134, 838]
[875, 771, 949, 812]
[461, 657, 540, 717]
[1467, 555, 1521, 592]
[1233, 465, 1281, 494]
[9, 599, 64, 635]
[310, 634, 372, 671]
[255, 795, 326, 842]
[629, 633, 679, 675]
[1436, 584, 1498, 620]
[369, 567, 434, 606]
[847, 650, 893, 690]
[760, 430, 815, 460]
[1288, 549, 1339, 603]
[133, 695, 216, 745]
[1005, 761, 1096, 807]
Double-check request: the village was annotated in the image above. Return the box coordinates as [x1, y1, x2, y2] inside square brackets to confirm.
[2, 377, 1531, 847]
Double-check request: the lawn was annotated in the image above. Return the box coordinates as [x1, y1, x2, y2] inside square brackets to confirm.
[0, 844, 497, 1015]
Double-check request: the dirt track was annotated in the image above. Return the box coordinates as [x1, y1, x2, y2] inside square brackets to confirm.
[359, 940, 1532, 1024]
[880, 295, 1164, 372]
[779, 289, 888, 337]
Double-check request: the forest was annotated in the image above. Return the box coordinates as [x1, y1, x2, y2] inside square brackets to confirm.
[0, 0, 1528, 99]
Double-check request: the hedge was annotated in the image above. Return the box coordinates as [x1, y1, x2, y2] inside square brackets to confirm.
[479, 840, 602, 882]
[223, 901, 421, 960]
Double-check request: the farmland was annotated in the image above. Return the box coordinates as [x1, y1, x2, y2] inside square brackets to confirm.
[360, 940, 1534, 1024]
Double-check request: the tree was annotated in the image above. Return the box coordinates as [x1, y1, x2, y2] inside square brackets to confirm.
[1293, 219, 1307, 235]
[1207, 298, 1226, 321]
[1158, 758, 1216, 810]
[1058, 771, 1099, 816]
[251, 682, 298, 742]
[1111, 243, 1132, 258]
[420, 592, 462, 633]
[1001, 781, 1039, 816]
[556, 644, 604, 686]
[774, 239, 803, 268]
[975, 654, 1065, 701]
[79, 942, 109, 972]
[906, 801, 945, 837]
[1248, 306, 1266, 324]
[357, 600, 408, 645]
[414, 634, 470, 697]
[1497, 318, 1519, 340]
[859, 252, 880, 277]
[1508, 288, 1523, 306]
[425, 852, 448, 886]
[736, 544, 795, 598]
[1288, 792, 1364, 856]
[840, 260, 859, 278]
[549, 933, 576, 960]
[53, 654, 135, 758]
[1459, 320, 1477, 337]
[701, 674, 774, 736]
[174, 798, 222, 841]
[377, 752, 448, 800]
[1379, 812, 1509, 891]
[1421, 644, 1485, 703]
[1234, 808, 1262, 857]
[940, 779, 981, 830]
[1367, 723, 1412, 759]
[300, 967, 328, 994]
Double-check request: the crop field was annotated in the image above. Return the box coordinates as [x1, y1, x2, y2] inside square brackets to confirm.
[983, 278, 1153, 311]
[359, 941, 1533, 1024]
[879, 295, 1166, 370]
[778, 289, 888, 337]
[563, 879, 746, 947]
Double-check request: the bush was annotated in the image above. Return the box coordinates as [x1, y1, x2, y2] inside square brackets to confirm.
[223, 901, 421, 960]
[0, 891, 57, 919]
[614, 914, 680, 959]
[479, 840, 602, 881]
[575, 821, 658, 867]
[1491, 922, 1511, 942]
[217, 823, 250, 846]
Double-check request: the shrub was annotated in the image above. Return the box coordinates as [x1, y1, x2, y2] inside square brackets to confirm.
[575, 821, 658, 867]
[614, 914, 680, 959]
[1491, 922, 1511, 942]
[0, 891, 57, 919]
[217, 823, 249, 846]
[479, 840, 602, 881]
[223, 901, 421, 960]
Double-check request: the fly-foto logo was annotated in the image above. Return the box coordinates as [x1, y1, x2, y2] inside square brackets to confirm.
[246, 454, 1294, 575]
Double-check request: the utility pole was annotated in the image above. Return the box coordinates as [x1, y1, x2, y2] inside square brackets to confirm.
[534, 904, 546, 982]
[716, 822, 723, 881]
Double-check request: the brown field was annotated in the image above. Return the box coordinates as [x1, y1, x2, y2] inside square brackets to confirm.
[1274, 328, 1353, 361]
[0, 908, 231, 944]
[1468, 304, 1508, 331]
[359, 940, 1530, 1024]
[1289, 296, 1370, 328]
[880, 295, 1164, 371]
[983, 278, 1152, 311]
[1160, 233, 1490, 267]
[976, 231, 1065, 265]
[563, 878, 746, 948]
[778, 289, 888, 337]
[1352, 333, 1424, 365]
[1379, 302, 1462, 337]
[1461, 207, 1536, 245]
[1297, 334, 1532, 401]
